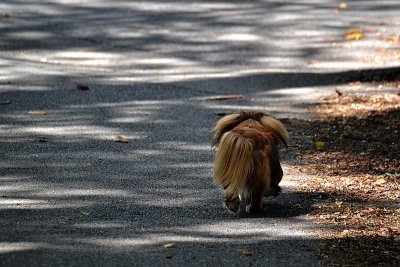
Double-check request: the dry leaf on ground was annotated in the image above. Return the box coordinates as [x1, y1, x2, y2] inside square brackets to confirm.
[385, 36, 400, 44]
[163, 243, 176, 248]
[339, 2, 348, 10]
[76, 84, 90, 91]
[206, 95, 244, 101]
[0, 100, 12, 105]
[79, 210, 90, 216]
[0, 13, 11, 19]
[28, 111, 48, 115]
[373, 178, 387, 185]
[113, 136, 129, 143]
[315, 141, 326, 149]
[241, 249, 253, 256]
[345, 29, 364, 41]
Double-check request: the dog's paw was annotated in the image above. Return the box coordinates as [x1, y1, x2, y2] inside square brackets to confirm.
[265, 185, 282, 197]
[245, 204, 263, 214]
[245, 204, 252, 214]
[225, 198, 240, 213]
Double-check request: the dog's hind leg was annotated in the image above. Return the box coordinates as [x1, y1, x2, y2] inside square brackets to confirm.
[269, 151, 283, 197]
[245, 151, 270, 213]
[266, 162, 283, 197]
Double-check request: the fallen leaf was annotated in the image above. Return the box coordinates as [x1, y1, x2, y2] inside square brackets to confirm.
[308, 59, 320, 65]
[163, 243, 176, 248]
[345, 29, 364, 41]
[0, 100, 12, 105]
[366, 28, 378, 33]
[28, 111, 48, 115]
[0, 13, 11, 19]
[36, 136, 48, 143]
[384, 172, 400, 178]
[206, 95, 244, 101]
[229, 248, 253, 256]
[76, 84, 90, 91]
[214, 112, 228, 116]
[113, 136, 129, 143]
[242, 249, 253, 256]
[315, 140, 326, 149]
[339, 2, 348, 10]
[335, 200, 343, 207]
[385, 36, 399, 44]
[79, 210, 90, 216]
[373, 178, 387, 185]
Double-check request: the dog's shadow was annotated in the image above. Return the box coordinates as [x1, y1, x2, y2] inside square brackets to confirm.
[237, 189, 315, 218]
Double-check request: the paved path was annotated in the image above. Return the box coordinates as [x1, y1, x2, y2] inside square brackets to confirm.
[1, 1, 399, 266]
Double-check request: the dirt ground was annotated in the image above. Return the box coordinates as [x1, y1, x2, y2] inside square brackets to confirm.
[284, 78, 400, 266]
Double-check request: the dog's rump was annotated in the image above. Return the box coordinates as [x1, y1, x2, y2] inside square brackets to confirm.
[212, 111, 288, 213]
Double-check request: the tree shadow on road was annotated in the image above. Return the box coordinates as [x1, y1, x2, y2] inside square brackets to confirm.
[1, 65, 400, 265]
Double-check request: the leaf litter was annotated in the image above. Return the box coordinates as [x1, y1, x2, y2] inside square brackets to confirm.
[284, 81, 400, 266]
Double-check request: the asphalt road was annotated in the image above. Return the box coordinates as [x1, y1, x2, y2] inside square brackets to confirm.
[1, 0, 399, 266]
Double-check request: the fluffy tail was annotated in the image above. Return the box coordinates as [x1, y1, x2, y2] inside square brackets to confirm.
[213, 111, 264, 145]
[213, 110, 289, 146]
[213, 132, 254, 199]
[260, 115, 289, 147]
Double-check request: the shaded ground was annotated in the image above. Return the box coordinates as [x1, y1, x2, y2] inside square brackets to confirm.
[285, 77, 400, 266]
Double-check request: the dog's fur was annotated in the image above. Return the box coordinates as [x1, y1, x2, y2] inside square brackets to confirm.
[212, 111, 289, 214]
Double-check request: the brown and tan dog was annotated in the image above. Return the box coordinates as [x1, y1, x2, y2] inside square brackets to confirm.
[212, 111, 289, 214]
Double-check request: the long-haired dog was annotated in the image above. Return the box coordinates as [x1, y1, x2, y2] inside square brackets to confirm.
[212, 111, 289, 214]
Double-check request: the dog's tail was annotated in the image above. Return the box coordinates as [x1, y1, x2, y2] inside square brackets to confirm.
[213, 131, 254, 199]
[212, 111, 264, 145]
[260, 115, 289, 147]
[213, 111, 289, 146]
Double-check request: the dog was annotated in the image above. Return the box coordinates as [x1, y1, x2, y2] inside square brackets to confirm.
[212, 111, 289, 214]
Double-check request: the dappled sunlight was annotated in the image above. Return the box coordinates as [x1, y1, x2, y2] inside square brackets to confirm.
[0, 99, 181, 140]
[168, 162, 213, 169]
[158, 141, 211, 151]
[73, 222, 130, 229]
[254, 87, 332, 106]
[0, 197, 94, 210]
[41, 50, 118, 67]
[180, 220, 317, 239]
[1, 0, 399, 265]
[0, 242, 50, 254]
[2, 0, 399, 83]
[76, 235, 237, 249]
[9, 125, 143, 140]
[138, 196, 206, 208]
